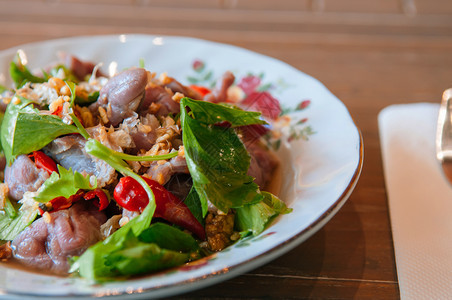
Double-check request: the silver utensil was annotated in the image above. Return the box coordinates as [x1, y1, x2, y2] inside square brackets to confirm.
[436, 88, 452, 184]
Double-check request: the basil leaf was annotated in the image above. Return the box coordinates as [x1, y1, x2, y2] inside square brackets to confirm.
[9, 61, 45, 88]
[33, 165, 97, 203]
[235, 191, 292, 236]
[180, 98, 264, 215]
[0, 206, 38, 241]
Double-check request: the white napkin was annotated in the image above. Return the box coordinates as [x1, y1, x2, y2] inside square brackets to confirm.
[379, 103, 452, 299]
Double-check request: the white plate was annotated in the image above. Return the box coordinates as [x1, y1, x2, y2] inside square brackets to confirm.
[0, 34, 363, 299]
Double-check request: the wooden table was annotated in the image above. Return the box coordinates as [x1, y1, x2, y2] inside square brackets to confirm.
[2, 0, 452, 298]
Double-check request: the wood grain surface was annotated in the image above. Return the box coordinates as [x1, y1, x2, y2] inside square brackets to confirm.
[1, 0, 452, 298]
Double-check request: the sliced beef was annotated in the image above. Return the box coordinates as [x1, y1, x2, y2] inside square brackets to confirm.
[91, 68, 148, 126]
[43, 135, 116, 187]
[12, 202, 106, 274]
[203, 71, 235, 103]
[4, 155, 50, 201]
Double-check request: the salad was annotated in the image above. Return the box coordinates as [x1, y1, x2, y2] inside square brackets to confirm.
[0, 52, 290, 281]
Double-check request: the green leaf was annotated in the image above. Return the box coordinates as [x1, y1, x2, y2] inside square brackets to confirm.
[1, 95, 81, 164]
[106, 238, 188, 277]
[183, 187, 204, 226]
[12, 110, 80, 158]
[1, 96, 33, 165]
[139, 222, 200, 253]
[235, 191, 292, 236]
[33, 165, 97, 203]
[0, 205, 38, 241]
[180, 98, 265, 215]
[74, 91, 99, 106]
[9, 61, 45, 88]
[181, 97, 265, 127]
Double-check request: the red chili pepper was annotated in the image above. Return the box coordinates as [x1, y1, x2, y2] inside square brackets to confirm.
[49, 196, 72, 211]
[45, 190, 84, 214]
[84, 189, 110, 211]
[41, 189, 108, 214]
[190, 84, 211, 97]
[31, 151, 58, 175]
[69, 189, 85, 203]
[114, 176, 206, 240]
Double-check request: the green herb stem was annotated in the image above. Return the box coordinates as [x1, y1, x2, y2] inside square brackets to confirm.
[114, 151, 178, 162]
[4, 197, 16, 218]
[70, 113, 90, 139]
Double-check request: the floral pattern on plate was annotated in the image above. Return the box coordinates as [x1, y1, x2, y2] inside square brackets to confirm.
[187, 59, 315, 151]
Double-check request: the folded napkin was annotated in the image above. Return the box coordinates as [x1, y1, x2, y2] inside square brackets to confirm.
[379, 103, 452, 299]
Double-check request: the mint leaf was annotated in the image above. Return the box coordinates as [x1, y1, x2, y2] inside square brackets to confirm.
[1, 96, 80, 165]
[33, 165, 97, 203]
[13, 111, 80, 157]
[1, 96, 33, 165]
[235, 191, 292, 236]
[106, 240, 188, 277]
[180, 98, 264, 215]
[139, 222, 200, 253]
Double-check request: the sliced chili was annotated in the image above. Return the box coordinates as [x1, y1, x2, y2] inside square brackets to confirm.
[30, 151, 58, 175]
[84, 189, 109, 211]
